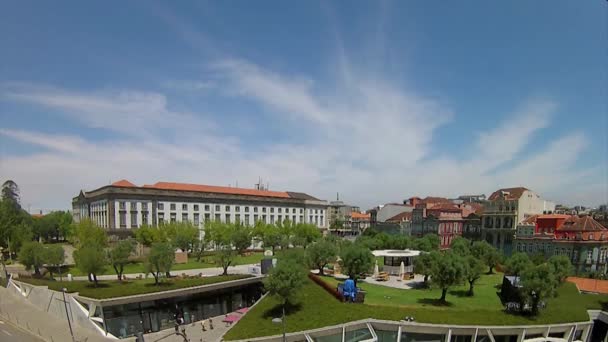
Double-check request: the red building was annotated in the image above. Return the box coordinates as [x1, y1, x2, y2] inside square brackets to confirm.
[426, 203, 464, 249]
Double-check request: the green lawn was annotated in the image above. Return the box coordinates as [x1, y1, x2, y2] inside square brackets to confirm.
[224, 274, 608, 340]
[18, 274, 252, 299]
[64, 252, 266, 277]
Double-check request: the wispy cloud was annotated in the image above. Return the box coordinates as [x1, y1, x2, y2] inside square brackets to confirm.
[0, 59, 604, 211]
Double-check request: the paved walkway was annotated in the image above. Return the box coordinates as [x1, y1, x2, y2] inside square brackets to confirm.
[0, 285, 112, 342]
[72, 264, 257, 281]
[131, 313, 237, 342]
[364, 274, 426, 289]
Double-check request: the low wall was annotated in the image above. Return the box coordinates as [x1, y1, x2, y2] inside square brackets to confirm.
[7, 279, 111, 338]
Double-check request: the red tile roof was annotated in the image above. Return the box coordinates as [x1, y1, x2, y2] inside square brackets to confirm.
[386, 212, 412, 222]
[557, 216, 607, 232]
[422, 196, 452, 204]
[537, 214, 572, 219]
[142, 182, 291, 198]
[112, 179, 137, 187]
[488, 187, 529, 201]
[428, 203, 461, 212]
[567, 277, 608, 294]
[351, 212, 371, 220]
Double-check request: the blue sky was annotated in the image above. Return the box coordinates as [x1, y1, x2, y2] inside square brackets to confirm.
[0, 0, 606, 211]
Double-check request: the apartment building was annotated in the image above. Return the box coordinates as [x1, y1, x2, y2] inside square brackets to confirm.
[72, 180, 329, 237]
[481, 187, 555, 255]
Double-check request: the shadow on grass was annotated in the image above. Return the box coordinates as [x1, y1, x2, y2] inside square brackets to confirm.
[262, 302, 303, 319]
[448, 290, 472, 298]
[416, 298, 454, 307]
[600, 301, 608, 311]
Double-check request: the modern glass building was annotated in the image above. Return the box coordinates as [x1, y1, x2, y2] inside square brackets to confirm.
[101, 282, 263, 338]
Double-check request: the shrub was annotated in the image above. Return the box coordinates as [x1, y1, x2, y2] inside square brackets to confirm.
[308, 273, 344, 302]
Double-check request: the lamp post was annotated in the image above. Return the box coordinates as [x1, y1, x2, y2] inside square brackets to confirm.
[272, 305, 286, 342]
[62, 288, 75, 342]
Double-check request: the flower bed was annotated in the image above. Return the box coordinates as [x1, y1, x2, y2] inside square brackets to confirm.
[308, 273, 344, 302]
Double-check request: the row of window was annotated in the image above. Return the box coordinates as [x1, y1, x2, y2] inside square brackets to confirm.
[118, 211, 325, 229]
[119, 201, 323, 215]
[515, 244, 608, 264]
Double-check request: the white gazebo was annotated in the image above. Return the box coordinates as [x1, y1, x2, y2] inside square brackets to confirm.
[372, 249, 421, 275]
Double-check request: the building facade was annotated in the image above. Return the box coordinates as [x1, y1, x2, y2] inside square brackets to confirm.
[481, 187, 555, 255]
[514, 215, 608, 275]
[72, 180, 329, 237]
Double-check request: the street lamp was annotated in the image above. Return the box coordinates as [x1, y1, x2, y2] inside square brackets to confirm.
[61, 288, 75, 342]
[272, 308, 286, 342]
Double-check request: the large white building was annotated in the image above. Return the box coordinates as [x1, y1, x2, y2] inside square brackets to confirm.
[72, 180, 329, 237]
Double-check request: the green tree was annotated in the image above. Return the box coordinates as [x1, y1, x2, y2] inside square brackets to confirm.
[450, 237, 471, 257]
[135, 224, 165, 247]
[0, 191, 31, 260]
[431, 252, 466, 303]
[471, 241, 501, 274]
[521, 263, 556, 315]
[530, 253, 546, 265]
[277, 220, 295, 250]
[504, 252, 533, 278]
[339, 244, 374, 285]
[253, 221, 281, 252]
[74, 244, 106, 287]
[263, 258, 307, 320]
[414, 251, 440, 287]
[231, 223, 252, 255]
[71, 219, 107, 249]
[163, 222, 199, 252]
[205, 221, 237, 275]
[464, 255, 485, 296]
[293, 222, 321, 249]
[548, 255, 573, 284]
[108, 239, 135, 281]
[145, 242, 174, 285]
[307, 239, 337, 276]
[44, 244, 65, 280]
[19, 241, 45, 276]
[390, 235, 412, 250]
[413, 234, 440, 252]
[1, 180, 20, 205]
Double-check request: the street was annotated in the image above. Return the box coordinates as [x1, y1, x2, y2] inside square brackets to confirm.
[0, 320, 42, 342]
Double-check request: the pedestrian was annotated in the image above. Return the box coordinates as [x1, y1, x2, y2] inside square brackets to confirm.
[209, 318, 214, 330]
[201, 320, 207, 332]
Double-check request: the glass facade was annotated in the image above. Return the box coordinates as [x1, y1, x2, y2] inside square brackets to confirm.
[103, 283, 263, 338]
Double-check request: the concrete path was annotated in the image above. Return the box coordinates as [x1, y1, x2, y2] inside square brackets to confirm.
[0, 285, 112, 342]
[72, 264, 257, 281]
[363, 274, 426, 289]
[0, 319, 43, 342]
[133, 313, 236, 342]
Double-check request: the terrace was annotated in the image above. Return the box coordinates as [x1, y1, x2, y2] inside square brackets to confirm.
[224, 273, 608, 341]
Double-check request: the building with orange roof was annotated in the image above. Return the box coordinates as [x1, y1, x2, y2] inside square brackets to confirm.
[481, 187, 555, 255]
[72, 179, 328, 237]
[514, 214, 608, 275]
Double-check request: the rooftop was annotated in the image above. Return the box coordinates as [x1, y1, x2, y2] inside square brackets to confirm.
[86, 180, 322, 200]
[557, 216, 607, 232]
[488, 187, 530, 201]
[351, 212, 371, 220]
[385, 211, 412, 222]
[372, 249, 421, 257]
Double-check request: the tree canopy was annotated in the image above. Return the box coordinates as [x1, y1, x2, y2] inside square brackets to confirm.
[414, 251, 440, 287]
[339, 244, 374, 284]
[431, 252, 466, 303]
[44, 244, 66, 280]
[521, 263, 556, 315]
[108, 239, 135, 281]
[264, 258, 307, 306]
[71, 219, 107, 249]
[548, 255, 572, 284]
[74, 244, 107, 287]
[471, 241, 502, 273]
[307, 238, 337, 276]
[145, 242, 174, 285]
[504, 252, 533, 278]
[19, 241, 45, 276]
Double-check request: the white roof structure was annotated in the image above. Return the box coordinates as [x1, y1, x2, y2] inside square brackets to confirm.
[372, 249, 421, 257]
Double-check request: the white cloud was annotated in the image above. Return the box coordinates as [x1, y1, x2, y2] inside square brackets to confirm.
[0, 59, 605, 212]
